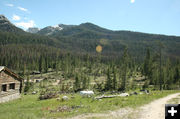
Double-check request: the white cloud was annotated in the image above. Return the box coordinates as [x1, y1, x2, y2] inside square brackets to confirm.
[15, 20, 36, 29]
[6, 4, 14, 7]
[130, 0, 135, 3]
[17, 6, 30, 13]
[12, 14, 21, 21]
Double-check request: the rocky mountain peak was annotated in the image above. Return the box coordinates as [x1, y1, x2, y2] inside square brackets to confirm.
[0, 15, 24, 33]
[0, 15, 11, 25]
[27, 27, 40, 33]
[0, 15, 8, 20]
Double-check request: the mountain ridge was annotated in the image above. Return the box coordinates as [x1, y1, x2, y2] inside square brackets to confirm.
[26, 21, 180, 37]
[0, 15, 24, 33]
[0, 15, 179, 60]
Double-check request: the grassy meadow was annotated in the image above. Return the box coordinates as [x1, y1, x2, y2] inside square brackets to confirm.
[0, 90, 179, 119]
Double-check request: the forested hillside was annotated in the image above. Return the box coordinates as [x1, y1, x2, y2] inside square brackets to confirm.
[0, 15, 179, 86]
[1, 15, 180, 60]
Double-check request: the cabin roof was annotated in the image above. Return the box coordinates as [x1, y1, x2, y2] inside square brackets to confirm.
[0, 66, 4, 72]
[0, 66, 23, 80]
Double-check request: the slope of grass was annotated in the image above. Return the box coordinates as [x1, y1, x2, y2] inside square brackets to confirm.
[0, 90, 179, 119]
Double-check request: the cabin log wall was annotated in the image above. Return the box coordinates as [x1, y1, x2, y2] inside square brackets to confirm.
[0, 70, 21, 103]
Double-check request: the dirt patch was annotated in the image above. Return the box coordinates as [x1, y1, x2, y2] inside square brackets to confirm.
[69, 108, 135, 119]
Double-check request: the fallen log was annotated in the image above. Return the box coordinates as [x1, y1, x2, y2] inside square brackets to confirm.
[95, 93, 129, 99]
[95, 95, 117, 99]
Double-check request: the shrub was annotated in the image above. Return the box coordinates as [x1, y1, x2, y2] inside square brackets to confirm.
[39, 89, 58, 100]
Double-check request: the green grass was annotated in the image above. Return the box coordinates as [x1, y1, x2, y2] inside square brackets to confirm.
[167, 94, 180, 104]
[0, 90, 179, 119]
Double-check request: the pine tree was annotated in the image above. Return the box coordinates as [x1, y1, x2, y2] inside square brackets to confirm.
[44, 57, 48, 73]
[105, 66, 112, 90]
[112, 66, 117, 90]
[158, 42, 164, 90]
[82, 75, 87, 89]
[39, 56, 43, 73]
[121, 47, 129, 91]
[23, 64, 26, 76]
[74, 74, 80, 91]
[24, 73, 30, 92]
[174, 60, 180, 88]
[143, 48, 151, 80]
[87, 76, 90, 89]
[61, 83, 65, 92]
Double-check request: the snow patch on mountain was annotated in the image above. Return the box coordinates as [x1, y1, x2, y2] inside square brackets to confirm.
[53, 24, 63, 30]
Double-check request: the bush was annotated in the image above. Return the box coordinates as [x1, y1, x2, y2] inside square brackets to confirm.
[142, 80, 149, 90]
[39, 89, 58, 100]
[24, 82, 33, 93]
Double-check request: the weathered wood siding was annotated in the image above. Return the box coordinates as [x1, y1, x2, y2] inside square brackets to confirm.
[0, 70, 20, 99]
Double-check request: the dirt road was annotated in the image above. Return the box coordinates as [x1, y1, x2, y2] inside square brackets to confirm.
[138, 93, 180, 119]
[69, 93, 180, 119]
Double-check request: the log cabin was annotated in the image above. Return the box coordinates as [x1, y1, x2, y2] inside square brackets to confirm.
[0, 66, 23, 103]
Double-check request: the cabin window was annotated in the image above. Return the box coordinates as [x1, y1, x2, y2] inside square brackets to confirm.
[2, 84, 7, 92]
[9, 83, 15, 90]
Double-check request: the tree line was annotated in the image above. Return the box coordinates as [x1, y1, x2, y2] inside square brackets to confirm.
[0, 43, 179, 92]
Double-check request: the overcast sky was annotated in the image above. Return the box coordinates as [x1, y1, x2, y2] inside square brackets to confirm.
[0, 0, 180, 36]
